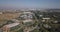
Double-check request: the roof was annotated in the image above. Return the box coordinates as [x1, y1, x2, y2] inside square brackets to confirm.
[23, 12, 31, 14]
[4, 23, 20, 28]
[23, 12, 33, 14]
[23, 19, 33, 23]
[43, 18, 50, 19]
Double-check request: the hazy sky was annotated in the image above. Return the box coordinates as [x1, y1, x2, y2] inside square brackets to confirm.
[0, 0, 60, 9]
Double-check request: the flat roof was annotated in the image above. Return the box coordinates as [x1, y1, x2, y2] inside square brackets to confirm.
[43, 18, 50, 19]
[5, 23, 20, 28]
[23, 19, 33, 23]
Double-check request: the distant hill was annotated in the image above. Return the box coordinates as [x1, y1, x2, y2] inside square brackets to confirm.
[47, 9, 60, 12]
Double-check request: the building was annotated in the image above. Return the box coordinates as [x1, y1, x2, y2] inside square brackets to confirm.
[23, 19, 34, 26]
[20, 12, 33, 19]
[43, 24, 51, 28]
[42, 18, 50, 20]
[2, 23, 20, 32]
[39, 15, 43, 17]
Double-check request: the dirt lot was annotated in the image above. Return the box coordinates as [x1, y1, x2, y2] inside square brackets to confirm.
[0, 13, 21, 23]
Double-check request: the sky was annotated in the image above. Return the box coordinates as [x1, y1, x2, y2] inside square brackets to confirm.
[0, 0, 60, 9]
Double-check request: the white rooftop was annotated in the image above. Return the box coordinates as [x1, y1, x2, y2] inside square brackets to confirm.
[23, 19, 33, 23]
[5, 23, 20, 28]
[43, 18, 50, 19]
[23, 12, 33, 14]
[54, 21, 58, 23]
[24, 12, 31, 13]
[39, 15, 43, 17]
